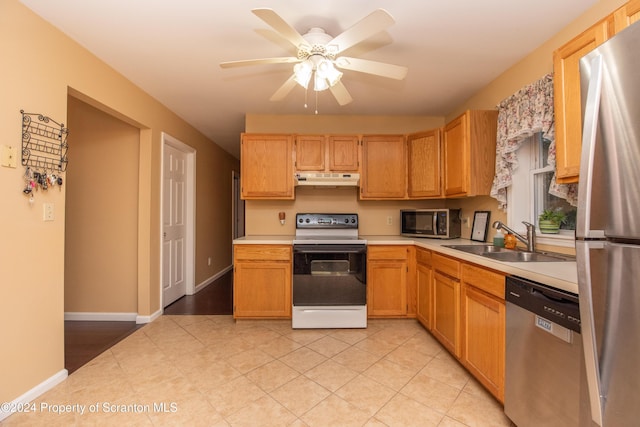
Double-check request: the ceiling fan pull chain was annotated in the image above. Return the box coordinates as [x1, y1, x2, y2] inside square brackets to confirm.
[304, 86, 308, 109]
[315, 90, 319, 115]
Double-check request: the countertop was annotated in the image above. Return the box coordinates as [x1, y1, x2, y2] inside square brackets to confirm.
[233, 235, 578, 295]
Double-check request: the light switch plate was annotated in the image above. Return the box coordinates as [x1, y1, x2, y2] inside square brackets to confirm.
[1, 145, 18, 168]
[43, 203, 55, 221]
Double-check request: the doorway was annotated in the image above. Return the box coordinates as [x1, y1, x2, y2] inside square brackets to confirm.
[161, 133, 196, 308]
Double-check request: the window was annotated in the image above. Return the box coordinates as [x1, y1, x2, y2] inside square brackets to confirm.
[508, 133, 576, 245]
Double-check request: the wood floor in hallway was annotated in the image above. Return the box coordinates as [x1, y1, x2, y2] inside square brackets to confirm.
[64, 270, 233, 373]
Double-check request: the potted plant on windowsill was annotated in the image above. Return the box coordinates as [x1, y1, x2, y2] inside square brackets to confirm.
[538, 208, 566, 234]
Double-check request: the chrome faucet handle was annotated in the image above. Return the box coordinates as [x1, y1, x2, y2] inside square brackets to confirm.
[521, 221, 536, 251]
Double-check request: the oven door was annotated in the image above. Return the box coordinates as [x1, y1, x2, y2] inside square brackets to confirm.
[293, 244, 366, 306]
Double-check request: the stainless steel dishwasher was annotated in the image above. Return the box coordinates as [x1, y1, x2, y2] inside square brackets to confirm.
[504, 276, 582, 427]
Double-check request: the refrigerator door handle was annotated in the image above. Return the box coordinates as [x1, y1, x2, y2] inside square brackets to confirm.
[576, 54, 605, 239]
[576, 240, 604, 426]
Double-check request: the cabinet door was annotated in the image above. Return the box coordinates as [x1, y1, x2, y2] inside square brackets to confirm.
[234, 261, 292, 318]
[614, 0, 640, 33]
[361, 135, 406, 199]
[295, 135, 326, 171]
[416, 262, 433, 330]
[443, 114, 469, 197]
[367, 260, 408, 316]
[432, 271, 460, 357]
[328, 135, 359, 172]
[553, 19, 611, 183]
[408, 129, 441, 198]
[461, 284, 505, 402]
[241, 134, 294, 199]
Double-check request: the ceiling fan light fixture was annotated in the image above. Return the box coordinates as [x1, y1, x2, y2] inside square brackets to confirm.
[317, 59, 343, 87]
[293, 60, 313, 89]
[313, 72, 330, 92]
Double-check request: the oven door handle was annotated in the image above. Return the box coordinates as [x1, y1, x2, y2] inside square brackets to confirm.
[294, 246, 367, 254]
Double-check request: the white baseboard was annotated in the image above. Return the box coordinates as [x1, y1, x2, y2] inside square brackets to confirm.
[0, 369, 68, 422]
[193, 265, 232, 294]
[136, 308, 162, 324]
[64, 312, 138, 322]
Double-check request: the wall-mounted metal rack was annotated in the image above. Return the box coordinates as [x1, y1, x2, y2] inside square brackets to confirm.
[21, 110, 68, 172]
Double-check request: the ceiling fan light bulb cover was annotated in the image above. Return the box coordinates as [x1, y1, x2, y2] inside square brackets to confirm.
[314, 74, 330, 92]
[293, 60, 313, 88]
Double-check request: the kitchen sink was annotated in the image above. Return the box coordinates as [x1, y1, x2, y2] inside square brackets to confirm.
[443, 244, 573, 262]
[443, 244, 510, 255]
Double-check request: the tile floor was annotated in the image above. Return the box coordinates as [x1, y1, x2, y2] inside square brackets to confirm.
[2, 316, 514, 426]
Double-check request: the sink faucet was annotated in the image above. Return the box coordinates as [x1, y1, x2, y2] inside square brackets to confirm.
[492, 221, 536, 252]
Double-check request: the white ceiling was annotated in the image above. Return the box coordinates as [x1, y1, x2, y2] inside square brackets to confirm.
[21, 0, 597, 159]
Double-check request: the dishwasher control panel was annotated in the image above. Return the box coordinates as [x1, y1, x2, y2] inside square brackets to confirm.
[506, 276, 580, 333]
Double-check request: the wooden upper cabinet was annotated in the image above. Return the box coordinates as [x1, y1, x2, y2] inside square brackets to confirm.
[295, 134, 359, 172]
[295, 135, 326, 171]
[360, 135, 406, 199]
[443, 110, 498, 197]
[553, 18, 612, 183]
[328, 135, 360, 171]
[407, 129, 442, 198]
[614, 0, 640, 33]
[241, 133, 294, 199]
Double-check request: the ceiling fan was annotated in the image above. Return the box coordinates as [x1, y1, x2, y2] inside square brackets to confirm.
[220, 8, 408, 109]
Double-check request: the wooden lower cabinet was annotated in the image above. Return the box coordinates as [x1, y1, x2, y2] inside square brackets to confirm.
[461, 263, 506, 402]
[367, 245, 409, 317]
[424, 253, 506, 402]
[416, 248, 433, 330]
[432, 270, 461, 358]
[461, 284, 505, 402]
[233, 245, 292, 318]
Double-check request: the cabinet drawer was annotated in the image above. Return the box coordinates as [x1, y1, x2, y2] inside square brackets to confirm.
[368, 245, 408, 260]
[462, 263, 505, 299]
[234, 245, 291, 261]
[416, 248, 432, 266]
[433, 253, 460, 279]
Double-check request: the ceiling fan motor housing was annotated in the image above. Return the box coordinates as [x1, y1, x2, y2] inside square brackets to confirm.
[297, 28, 337, 61]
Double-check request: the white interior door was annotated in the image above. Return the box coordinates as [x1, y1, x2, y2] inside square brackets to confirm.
[163, 144, 187, 306]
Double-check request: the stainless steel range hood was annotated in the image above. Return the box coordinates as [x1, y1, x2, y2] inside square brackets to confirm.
[295, 172, 360, 187]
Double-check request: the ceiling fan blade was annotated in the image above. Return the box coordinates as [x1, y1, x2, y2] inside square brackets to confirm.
[335, 57, 408, 80]
[220, 57, 299, 68]
[330, 9, 395, 54]
[252, 8, 308, 49]
[329, 81, 353, 106]
[270, 74, 298, 101]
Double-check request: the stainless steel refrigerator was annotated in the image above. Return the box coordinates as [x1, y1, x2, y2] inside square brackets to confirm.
[577, 19, 640, 427]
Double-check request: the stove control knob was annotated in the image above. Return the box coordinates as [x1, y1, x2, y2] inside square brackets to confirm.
[344, 218, 349, 223]
[298, 218, 303, 223]
[351, 218, 356, 223]
[305, 218, 310, 223]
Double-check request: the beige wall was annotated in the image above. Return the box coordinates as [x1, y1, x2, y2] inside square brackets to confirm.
[0, 0, 238, 404]
[448, 0, 627, 119]
[65, 96, 139, 313]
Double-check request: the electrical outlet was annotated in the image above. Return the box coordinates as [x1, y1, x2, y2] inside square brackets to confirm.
[387, 216, 393, 225]
[1, 145, 17, 168]
[43, 203, 54, 221]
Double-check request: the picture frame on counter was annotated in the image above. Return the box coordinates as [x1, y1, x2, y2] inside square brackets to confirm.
[471, 210, 491, 242]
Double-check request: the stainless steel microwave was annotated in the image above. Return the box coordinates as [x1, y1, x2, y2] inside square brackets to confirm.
[401, 209, 461, 239]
